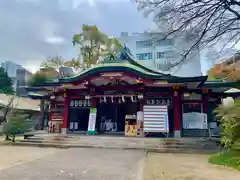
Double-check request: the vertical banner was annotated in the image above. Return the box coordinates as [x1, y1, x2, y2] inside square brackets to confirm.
[87, 108, 97, 135]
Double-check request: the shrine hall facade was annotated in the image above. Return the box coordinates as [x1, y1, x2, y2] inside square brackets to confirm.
[27, 47, 237, 138]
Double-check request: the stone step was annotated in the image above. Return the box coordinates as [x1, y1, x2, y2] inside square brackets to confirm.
[23, 134, 217, 141]
[20, 139, 211, 146]
[14, 141, 219, 154]
[22, 134, 219, 152]
[19, 140, 219, 152]
[26, 134, 216, 142]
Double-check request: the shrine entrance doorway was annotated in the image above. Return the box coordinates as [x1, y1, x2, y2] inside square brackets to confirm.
[68, 99, 91, 133]
[95, 97, 140, 135]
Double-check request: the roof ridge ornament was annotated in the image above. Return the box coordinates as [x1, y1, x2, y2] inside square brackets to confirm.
[115, 44, 134, 61]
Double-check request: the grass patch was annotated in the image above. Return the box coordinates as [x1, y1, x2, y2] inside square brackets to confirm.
[209, 151, 240, 170]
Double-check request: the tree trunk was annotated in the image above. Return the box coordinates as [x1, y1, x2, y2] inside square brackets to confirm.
[5, 134, 10, 141]
[40, 99, 45, 130]
[12, 134, 15, 142]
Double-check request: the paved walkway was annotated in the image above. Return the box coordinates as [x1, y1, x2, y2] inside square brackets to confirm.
[0, 147, 143, 180]
[0, 146, 60, 170]
[1, 146, 239, 180]
[143, 153, 240, 180]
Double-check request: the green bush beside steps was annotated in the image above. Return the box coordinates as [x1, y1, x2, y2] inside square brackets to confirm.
[209, 151, 240, 170]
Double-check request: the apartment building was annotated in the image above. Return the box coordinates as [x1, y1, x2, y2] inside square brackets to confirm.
[1, 61, 33, 97]
[118, 31, 202, 77]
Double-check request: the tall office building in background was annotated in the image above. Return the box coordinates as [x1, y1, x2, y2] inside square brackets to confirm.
[1, 61, 33, 97]
[118, 30, 202, 77]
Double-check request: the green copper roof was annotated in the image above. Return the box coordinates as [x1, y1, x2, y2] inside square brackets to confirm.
[30, 46, 208, 86]
[28, 92, 48, 100]
[202, 80, 239, 93]
[57, 46, 207, 84]
[203, 80, 238, 88]
[59, 62, 207, 84]
[63, 63, 159, 78]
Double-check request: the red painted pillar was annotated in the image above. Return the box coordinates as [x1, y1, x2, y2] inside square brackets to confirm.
[48, 109, 52, 133]
[139, 99, 144, 111]
[48, 101, 54, 133]
[91, 97, 97, 108]
[173, 90, 181, 137]
[62, 89, 69, 134]
[202, 89, 209, 114]
[202, 89, 209, 135]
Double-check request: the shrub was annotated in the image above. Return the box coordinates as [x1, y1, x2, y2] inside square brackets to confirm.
[3, 110, 32, 142]
[214, 99, 240, 149]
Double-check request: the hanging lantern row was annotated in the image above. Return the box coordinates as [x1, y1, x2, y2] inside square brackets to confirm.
[99, 96, 138, 103]
[84, 94, 144, 103]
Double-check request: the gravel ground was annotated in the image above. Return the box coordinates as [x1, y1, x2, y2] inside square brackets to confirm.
[143, 153, 240, 180]
[2, 146, 237, 180]
[0, 147, 143, 180]
[0, 146, 61, 170]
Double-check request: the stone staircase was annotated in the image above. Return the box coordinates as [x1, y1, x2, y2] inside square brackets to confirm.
[18, 134, 220, 153]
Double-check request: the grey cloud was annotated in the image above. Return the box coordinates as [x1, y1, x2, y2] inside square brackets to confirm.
[0, 0, 153, 71]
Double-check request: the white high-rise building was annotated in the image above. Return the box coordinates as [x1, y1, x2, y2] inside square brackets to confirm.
[1, 61, 33, 96]
[1, 61, 22, 90]
[118, 30, 202, 77]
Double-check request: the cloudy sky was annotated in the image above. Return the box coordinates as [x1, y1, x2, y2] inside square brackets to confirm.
[0, 0, 155, 72]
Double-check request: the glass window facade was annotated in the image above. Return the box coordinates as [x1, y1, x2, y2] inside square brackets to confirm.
[136, 40, 152, 48]
[157, 52, 164, 59]
[155, 39, 174, 46]
[157, 51, 175, 59]
[136, 53, 153, 60]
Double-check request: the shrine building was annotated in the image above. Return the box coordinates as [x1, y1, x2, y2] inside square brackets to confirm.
[27, 47, 238, 138]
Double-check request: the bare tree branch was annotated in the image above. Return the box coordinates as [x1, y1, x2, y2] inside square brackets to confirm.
[0, 97, 14, 125]
[133, 0, 240, 64]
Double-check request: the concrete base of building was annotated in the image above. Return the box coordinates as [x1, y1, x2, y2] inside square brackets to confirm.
[61, 128, 67, 135]
[173, 130, 181, 138]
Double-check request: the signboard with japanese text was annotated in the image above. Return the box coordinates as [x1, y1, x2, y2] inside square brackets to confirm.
[144, 97, 172, 107]
[87, 108, 97, 135]
[183, 112, 208, 130]
[69, 99, 91, 108]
